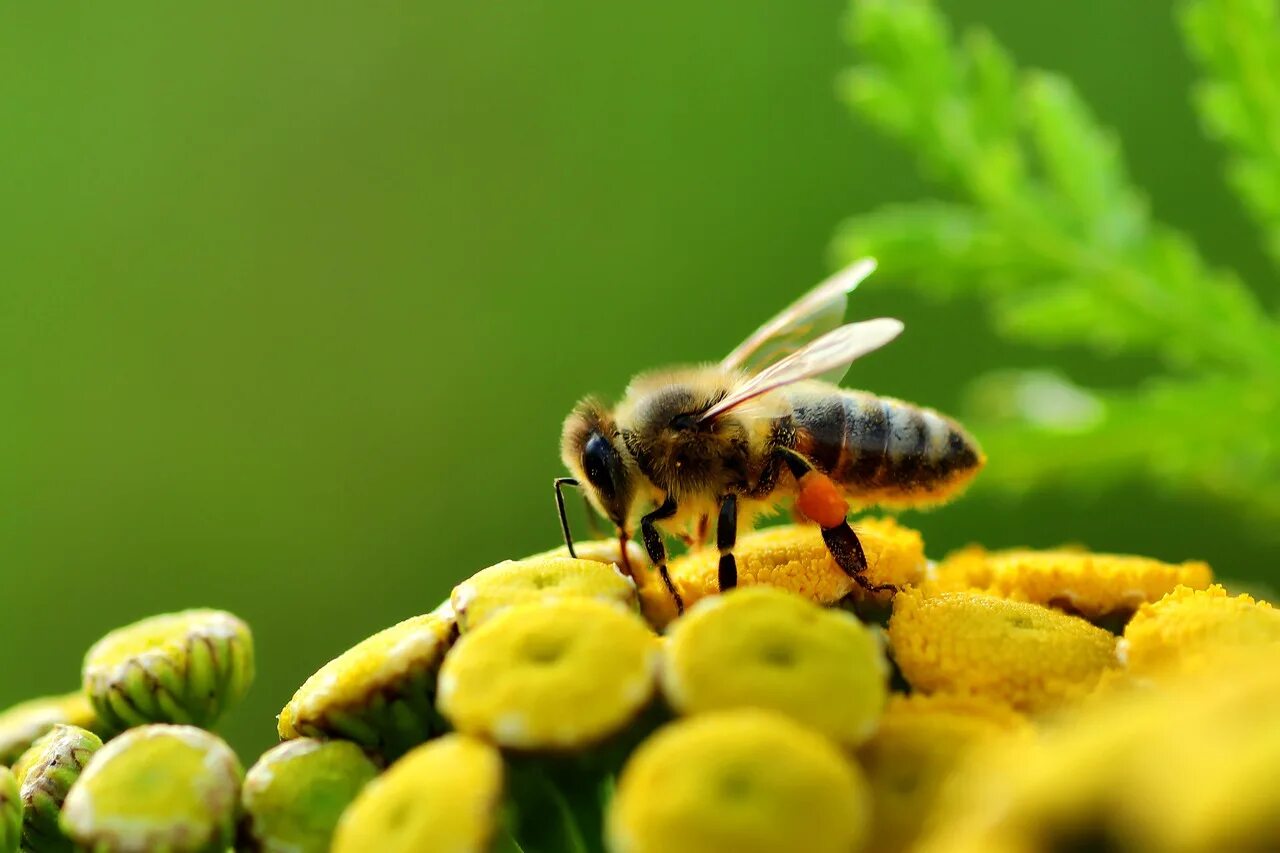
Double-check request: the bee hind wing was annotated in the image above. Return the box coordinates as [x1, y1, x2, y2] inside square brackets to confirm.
[720, 258, 877, 375]
[699, 318, 903, 422]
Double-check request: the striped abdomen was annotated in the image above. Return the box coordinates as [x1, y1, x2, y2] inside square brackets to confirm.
[787, 387, 984, 506]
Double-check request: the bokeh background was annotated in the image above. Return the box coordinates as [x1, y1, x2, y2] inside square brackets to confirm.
[3, 1, 1274, 758]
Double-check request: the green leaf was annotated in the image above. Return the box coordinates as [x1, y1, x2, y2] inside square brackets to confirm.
[838, 0, 1280, 527]
[968, 374, 1280, 526]
[503, 760, 608, 853]
[833, 202, 1009, 298]
[1181, 0, 1280, 267]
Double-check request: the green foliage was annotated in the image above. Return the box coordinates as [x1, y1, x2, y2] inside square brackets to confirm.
[836, 0, 1280, 529]
[1182, 0, 1280, 266]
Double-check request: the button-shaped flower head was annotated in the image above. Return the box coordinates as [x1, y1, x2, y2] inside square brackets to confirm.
[437, 598, 658, 751]
[935, 546, 1213, 618]
[661, 586, 888, 747]
[451, 554, 638, 633]
[647, 519, 926, 627]
[331, 734, 503, 853]
[0, 767, 18, 853]
[278, 612, 453, 762]
[240, 738, 379, 853]
[82, 609, 254, 732]
[60, 725, 243, 853]
[889, 589, 1118, 712]
[1120, 584, 1280, 678]
[0, 694, 100, 767]
[608, 709, 871, 853]
[12, 724, 103, 853]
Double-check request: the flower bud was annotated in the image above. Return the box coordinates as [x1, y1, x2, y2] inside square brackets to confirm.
[83, 609, 254, 731]
[278, 612, 453, 761]
[12, 724, 103, 852]
[0, 767, 18, 853]
[60, 724, 243, 853]
[240, 738, 379, 853]
[0, 693, 99, 766]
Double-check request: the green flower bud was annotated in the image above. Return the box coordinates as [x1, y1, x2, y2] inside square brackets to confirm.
[83, 609, 254, 731]
[240, 739, 379, 853]
[278, 613, 453, 761]
[12, 725, 103, 853]
[0, 693, 100, 766]
[0, 767, 18, 853]
[60, 724, 243, 853]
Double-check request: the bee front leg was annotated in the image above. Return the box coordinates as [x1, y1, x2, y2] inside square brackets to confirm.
[640, 496, 684, 615]
[717, 494, 738, 593]
[778, 448, 896, 595]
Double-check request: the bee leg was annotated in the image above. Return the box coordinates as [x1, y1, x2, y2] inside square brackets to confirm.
[641, 496, 684, 615]
[778, 448, 896, 595]
[822, 523, 896, 595]
[717, 494, 738, 593]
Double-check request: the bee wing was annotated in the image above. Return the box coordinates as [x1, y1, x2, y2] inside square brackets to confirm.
[720, 258, 877, 377]
[698, 319, 903, 422]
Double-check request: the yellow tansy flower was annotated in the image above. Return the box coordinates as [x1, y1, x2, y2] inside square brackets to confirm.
[331, 734, 503, 853]
[451, 554, 637, 633]
[607, 709, 871, 853]
[0, 693, 99, 766]
[935, 546, 1212, 617]
[858, 694, 1031, 853]
[523, 537, 650, 571]
[888, 589, 1118, 712]
[437, 598, 658, 750]
[278, 612, 454, 760]
[644, 519, 926, 627]
[1119, 656, 1280, 851]
[660, 586, 887, 747]
[1119, 584, 1280, 678]
[918, 646, 1280, 853]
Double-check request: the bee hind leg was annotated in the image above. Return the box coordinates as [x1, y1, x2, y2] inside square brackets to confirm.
[822, 522, 896, 595]
[778, 447, 896, 595]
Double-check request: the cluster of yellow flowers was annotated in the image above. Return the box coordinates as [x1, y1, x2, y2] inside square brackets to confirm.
[267, 519, 1280, 852]
[1, 519, 1277, 852]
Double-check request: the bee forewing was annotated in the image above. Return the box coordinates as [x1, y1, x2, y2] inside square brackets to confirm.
[720, 258, 877, 374]
[699, 318, 903, 422]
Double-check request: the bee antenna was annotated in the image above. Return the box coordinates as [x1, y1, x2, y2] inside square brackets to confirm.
[553, 477, 580, 558]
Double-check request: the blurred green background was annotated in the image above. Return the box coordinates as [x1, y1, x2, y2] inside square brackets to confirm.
[2, 1, 1274, 758]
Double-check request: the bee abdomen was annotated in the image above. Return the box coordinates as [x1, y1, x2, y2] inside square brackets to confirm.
[792, 391, 983, 504]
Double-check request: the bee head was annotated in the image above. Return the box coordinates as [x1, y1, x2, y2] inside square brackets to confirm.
[561, 397, 636, 530]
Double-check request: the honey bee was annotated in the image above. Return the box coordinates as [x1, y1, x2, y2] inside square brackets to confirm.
[555, 259, 984, 613]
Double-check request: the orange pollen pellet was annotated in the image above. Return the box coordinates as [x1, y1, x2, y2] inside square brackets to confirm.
[795, 471, 849, 529]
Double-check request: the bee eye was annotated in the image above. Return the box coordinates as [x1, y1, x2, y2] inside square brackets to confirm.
[582, 433, 618, 500]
